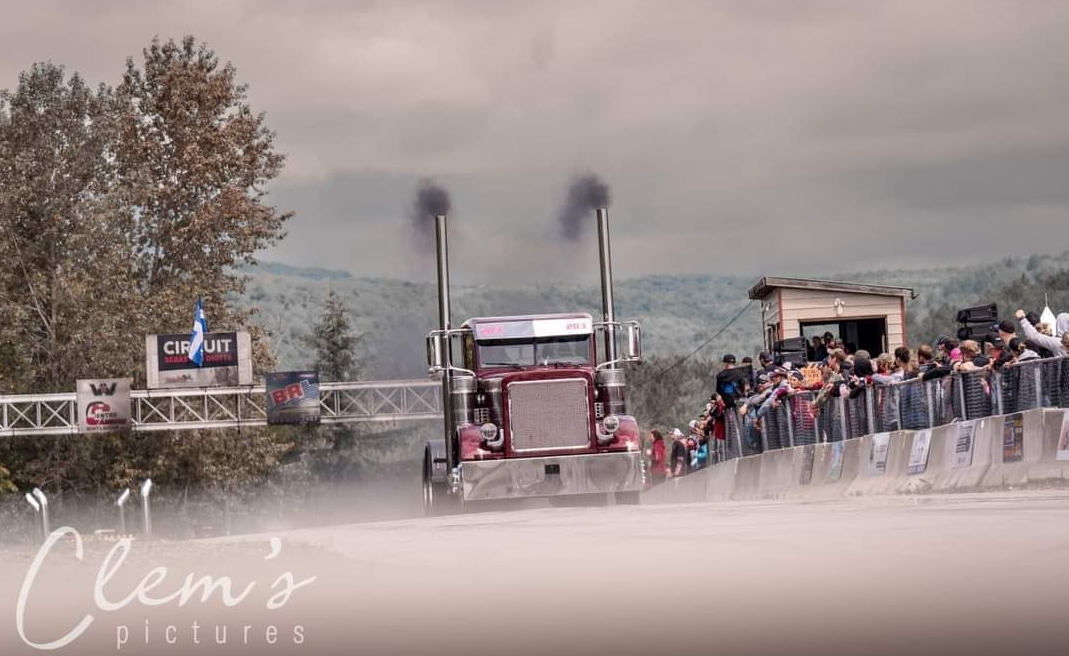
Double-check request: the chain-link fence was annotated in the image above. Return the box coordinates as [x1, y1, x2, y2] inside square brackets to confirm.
[790, 392, 819, 445]
[843, 391, 870, 439]
[731, 356, 1069, 456]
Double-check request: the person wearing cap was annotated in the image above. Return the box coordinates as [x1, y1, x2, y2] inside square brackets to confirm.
[716, 353, 748, 410]
[739, 371, 774, 451]
[992, 320, 1017, 367]
[756, 367, 791, 420]
[668, 428, 689, 477]
[983, 336, 1005, 369]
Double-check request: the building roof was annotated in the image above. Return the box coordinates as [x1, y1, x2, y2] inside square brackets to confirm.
[748, 276, 916, 301]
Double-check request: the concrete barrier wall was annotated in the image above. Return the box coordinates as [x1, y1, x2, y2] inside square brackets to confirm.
[756, 446, 802, 499]
[730, 455, 763, 500]
[641, 407, 1069, 505]
[931, 418, 992, 492]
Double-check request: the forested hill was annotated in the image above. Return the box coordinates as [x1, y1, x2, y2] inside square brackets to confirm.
[238, 252, 1069, 379]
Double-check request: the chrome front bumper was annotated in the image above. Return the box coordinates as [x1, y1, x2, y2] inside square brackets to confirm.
[460, 451, 644, 501]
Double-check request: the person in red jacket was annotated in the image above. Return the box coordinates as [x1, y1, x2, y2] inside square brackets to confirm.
[648, 429, 667, 486]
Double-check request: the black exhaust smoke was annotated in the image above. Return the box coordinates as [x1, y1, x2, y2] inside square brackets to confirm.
[411, 179, 452, 251]
[558, 174, 610, 242]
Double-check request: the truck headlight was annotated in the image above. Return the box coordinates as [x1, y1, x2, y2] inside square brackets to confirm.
[603, 415, 620, 433]
[481, 423, 503, 448]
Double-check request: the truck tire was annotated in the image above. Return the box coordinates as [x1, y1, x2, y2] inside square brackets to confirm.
[423, 446, 460, 516]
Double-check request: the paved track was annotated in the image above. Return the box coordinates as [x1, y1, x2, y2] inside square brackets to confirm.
[5, 492, 1069, 656]
[239, 491, 1069, 656]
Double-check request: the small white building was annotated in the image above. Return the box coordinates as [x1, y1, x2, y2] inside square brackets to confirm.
[748, 277, 916, 356]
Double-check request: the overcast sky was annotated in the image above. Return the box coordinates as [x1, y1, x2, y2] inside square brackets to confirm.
[3, 0, 1068, 286]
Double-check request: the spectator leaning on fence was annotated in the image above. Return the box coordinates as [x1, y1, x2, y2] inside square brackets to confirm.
[1016, 309, 1068, 357]
[913, 344, 935, 377]
[757, 367, 792, 420]
[1007, 337, 1040, 363]
[811, 349, 847, 412]
[953, 340, 983, 372]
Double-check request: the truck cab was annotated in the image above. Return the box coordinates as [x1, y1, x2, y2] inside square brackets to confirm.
[421, 208, 643, 512]
[424, 312, 643, 508]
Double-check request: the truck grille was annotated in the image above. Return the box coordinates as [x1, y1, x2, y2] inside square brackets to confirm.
[508, 378, 591, 452]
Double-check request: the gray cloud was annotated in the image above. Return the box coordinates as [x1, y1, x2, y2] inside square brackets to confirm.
[3, 0, 1069, 283]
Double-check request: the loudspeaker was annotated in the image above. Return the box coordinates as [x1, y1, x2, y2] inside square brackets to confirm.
[956, 303, 998, 324]
[774, 351, 807, 367]
[956, 324, 997, 341]
[774, 337, 807, 353]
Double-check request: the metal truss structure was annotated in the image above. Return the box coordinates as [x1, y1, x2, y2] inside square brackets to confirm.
[0, 380, 442, 437]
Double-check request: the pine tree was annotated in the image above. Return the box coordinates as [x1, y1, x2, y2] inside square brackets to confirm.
[305, 289, 361, 382]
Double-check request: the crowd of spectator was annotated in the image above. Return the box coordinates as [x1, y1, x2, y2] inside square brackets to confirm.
[645, 308, 1069, 483]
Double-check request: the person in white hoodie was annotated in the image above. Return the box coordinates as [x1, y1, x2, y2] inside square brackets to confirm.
[1057, 313, 1069, 339]
[1016, 309, 1069, 357]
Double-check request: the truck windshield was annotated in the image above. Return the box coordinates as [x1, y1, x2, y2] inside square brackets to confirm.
[478, 336, 591, 367]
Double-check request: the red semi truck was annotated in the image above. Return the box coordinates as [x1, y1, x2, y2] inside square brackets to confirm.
[422, 208, 644, 512]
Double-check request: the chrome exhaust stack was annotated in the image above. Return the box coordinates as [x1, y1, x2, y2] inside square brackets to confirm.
[596, 207, 617, 368]
[435, 214, 455, 473]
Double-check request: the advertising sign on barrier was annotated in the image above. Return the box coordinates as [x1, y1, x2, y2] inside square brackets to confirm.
[1057, 412, 1069, 461]
[266, 371, 321, 425]
[828, 442, 845, 482]
[145, 332, 253, 389]
[76, 378, 132, 433]
[868, 432, 890, 475]
[953, 421, 976, 469]
[1003, 413, 1024, 463]
[908, 430, 932, 475]
[800, 444, 815, 485]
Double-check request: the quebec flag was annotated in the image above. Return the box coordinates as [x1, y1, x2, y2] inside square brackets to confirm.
[188, 297, 208, 366]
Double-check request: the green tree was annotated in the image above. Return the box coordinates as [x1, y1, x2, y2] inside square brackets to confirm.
[0, 38, 291, 393]
[115, 36, 291, 374]
[0, 62, 128, 393]
[305, 289, 361, 381]
[0, 37, 293, 504]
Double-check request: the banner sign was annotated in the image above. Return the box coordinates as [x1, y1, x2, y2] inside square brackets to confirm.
[266, 371, 321, 425]
[1003, 414, 1024, 463]
[1056, 412, 1069, 461]
[868, 432, 890, 475]
[799, 444, 815, 485]
[145, 332, 252, 388]
[953, 421, 976, 469]
[77, 378, 132, 433]
[908, 430, 932, 475]
[827, 441, 845, 482]
[472, 316, 591, 340]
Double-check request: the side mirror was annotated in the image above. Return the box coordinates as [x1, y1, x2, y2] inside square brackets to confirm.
[426, 334, 444, 372]
[626, 323, 642, 362]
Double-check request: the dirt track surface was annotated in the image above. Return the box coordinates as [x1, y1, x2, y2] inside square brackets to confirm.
[4, 492, 1069, 656]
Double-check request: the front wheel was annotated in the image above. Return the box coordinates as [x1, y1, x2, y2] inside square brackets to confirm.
[423, 450, 461, 516]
